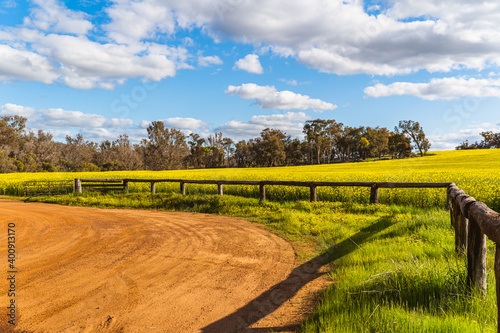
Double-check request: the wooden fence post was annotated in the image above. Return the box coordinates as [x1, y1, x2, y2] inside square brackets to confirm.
[259, 183, 266, 203]
[451, 198, 468, 256]
[218, 183, 223, 196]
[457, 207, 468, 256]
[451, 203, 456, 229]
[467, 215, 487, 295]
[370, 184, 379, 204]
[310, 185, 317, 202]
[495, 245, 500, 333]
[151, 181, 156, 194]
[446, 189, 450, 211]
[449, 184, 470, 255]
[124, 181, 129, 194]
[448, 188, 454, 229]
[180, 181, 186, 195]
[74, 179, 82, 194]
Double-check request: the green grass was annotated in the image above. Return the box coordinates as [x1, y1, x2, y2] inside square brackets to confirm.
[25, 192, 498, 332]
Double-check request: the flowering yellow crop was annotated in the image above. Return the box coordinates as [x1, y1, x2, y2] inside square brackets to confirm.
[1, 149, 499, 210]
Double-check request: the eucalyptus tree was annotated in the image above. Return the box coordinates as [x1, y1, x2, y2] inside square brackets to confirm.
[143, 121, 188, 170]
[397, 120, 431, 157]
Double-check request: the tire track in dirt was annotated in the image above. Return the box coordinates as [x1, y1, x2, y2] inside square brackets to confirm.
[0, 200, 328, 332]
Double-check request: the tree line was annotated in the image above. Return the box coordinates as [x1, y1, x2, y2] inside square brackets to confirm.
[456, 131, 500, 150]
[0, 116, 430, 172]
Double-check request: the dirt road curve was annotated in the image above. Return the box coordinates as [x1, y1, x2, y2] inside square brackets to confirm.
[0, 200, 326, 333]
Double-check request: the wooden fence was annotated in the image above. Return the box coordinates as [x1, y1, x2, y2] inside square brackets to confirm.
[24, 180, 73, 197]
[75, 178, 451, 203]
[74, 179, 126, 193]
[448, 183, 500, 331]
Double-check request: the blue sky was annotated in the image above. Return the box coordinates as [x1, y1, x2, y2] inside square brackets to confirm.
[0, 0, 499, 150]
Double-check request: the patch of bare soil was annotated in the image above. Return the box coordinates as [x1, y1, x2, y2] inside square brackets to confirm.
[0, 200, 332, 332]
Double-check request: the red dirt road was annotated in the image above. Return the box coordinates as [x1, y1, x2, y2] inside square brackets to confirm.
[0, 200, 328, 332]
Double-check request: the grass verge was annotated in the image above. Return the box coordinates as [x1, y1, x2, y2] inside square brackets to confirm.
[23, 192, 498, 332]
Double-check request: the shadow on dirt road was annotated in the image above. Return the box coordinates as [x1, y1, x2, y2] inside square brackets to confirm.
[201, 218, 392, 332]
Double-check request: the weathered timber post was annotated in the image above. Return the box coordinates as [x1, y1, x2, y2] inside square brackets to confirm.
[448, 188, 466, 255]
[446, 188, 450, 210]
[449, 184, 469, 255]
[151, 181, 156, 194]
[467, 214, 487, 295]
[467, 201, 500, 332]
[458, 207, 468, 256]
[495, 245, 500, 333]
[310, 185, 317, 202]
[451, 201, 456, 229]
[259, 183, 266, 203]
[494, 245, 500, 333]
[452, 198, 468, 256]
[180, 181, 186, 195]
[448, 186, 454, 229]
[124, 180, 129, 194]
[454, 190, 487, 294]
[369, 184, 379, 204]
[217, 183, 223, 196]
[74, 179, 82, 194]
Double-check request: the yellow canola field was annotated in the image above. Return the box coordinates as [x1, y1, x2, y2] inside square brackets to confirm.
[1, 149, 499, 210]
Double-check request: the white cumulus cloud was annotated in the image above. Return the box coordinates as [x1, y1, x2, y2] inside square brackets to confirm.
[140, 117, 208, 131]
[104, 0, 176, 44]
[0, 103, 133, 130]
[0, 0, 190, 89]
[215, 111, 308, 140]
[0, 103, 36, 117]
[364, 77, 500, 100]
[198, 54, 223, 67]
[33, 34, 178, 89]
[146, 0, 500, 75]
[3, 0, 500, 89]
[0, 44, 59, 84]
[162, 117, 208, 130]
[226, 83, 337, 112]
[233, 54, 263, 74]
[25, 0, 93, 35]
[428, 122, 500, 150]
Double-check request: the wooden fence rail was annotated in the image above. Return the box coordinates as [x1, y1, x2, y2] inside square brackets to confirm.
[448, 183, 500, 332]
[75, 178, 451, 203]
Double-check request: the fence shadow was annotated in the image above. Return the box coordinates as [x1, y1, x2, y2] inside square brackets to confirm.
[201, 217, 393, 333]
